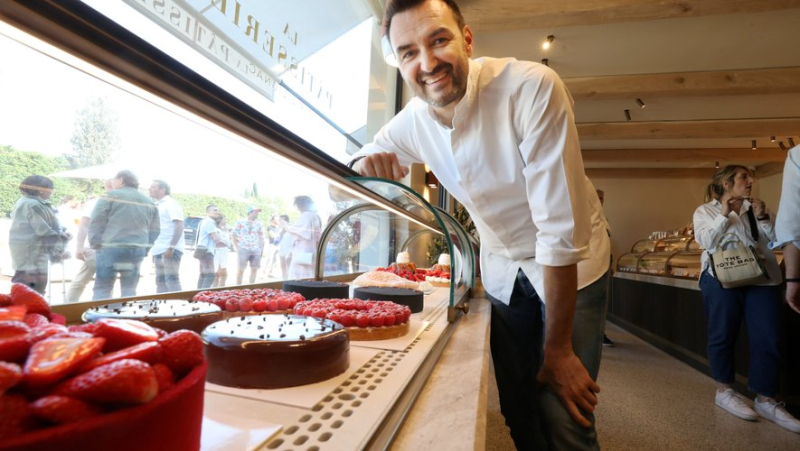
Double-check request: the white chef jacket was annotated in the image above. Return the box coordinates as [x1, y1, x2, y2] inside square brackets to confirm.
[354, 57, 610, 304]
[773, 145, 800, 249]
[693, 199, 782, 285]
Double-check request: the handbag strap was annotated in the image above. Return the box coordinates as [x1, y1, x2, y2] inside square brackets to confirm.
[746, 208, 759, 242]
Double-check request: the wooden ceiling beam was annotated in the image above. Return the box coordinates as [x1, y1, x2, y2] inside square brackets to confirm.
[755, 162, 787, 178]
[565, 67, 800, 100]
[461, 0, 800, 31]
[581, 148, 788, 164]
[585, 168, 715, 179]
[578, 118, 800, 139]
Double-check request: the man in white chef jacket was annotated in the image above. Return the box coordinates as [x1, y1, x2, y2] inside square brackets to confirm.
[349, 0, 611, 449]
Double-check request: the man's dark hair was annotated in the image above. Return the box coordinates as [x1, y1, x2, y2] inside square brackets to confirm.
[19, 175, 54, 196]
[115, 170, 139, 189]
[152, 179, 171, 195]
[293, 195, 315, 212]
[280, 214, 290, 222]
[206, 204, 218, 212]
[383, 0, 465, 40]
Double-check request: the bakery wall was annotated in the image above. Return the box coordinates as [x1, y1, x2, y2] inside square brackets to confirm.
[591, 172, 785, 261]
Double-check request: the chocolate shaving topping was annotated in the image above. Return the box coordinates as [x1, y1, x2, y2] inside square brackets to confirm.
[257, 326, 263, 330]
[259, 334, 264, 339]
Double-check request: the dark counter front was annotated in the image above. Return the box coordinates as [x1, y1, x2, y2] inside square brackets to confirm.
[609, 273, 800, 414]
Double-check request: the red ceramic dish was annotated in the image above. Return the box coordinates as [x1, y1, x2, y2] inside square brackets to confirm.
[1, 362, 207, 451]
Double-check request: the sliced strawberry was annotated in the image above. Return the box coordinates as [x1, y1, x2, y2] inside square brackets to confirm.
[30, 395, 103, 424]
[0, 394, 35, 439]
[0, 294, 11, 307]
[28, 323, 69, 344]
[54, 359, 158, 405]
[49, 313, 67, 325]
[159, 330, 204, 376]
[23, 337, 105, 387]
[23, 313, 50, 328]
[47, 331, 94, 340]
[151, 363, 175, 394]
[0, 320, 30, 339]
[10, 283, 50, 316]
[0, 362, 23, 394]
[68, 323, 100, 335]
[93, 318, 159, 352]
[80, 341, 162, 372]
[154, 327, 168, 339]
[0, 335, 31, 362]
[0, 305, 27, 321]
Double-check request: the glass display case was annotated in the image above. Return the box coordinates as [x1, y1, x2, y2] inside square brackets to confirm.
[658, 236, 696, 252]
[617, 253, 644, 273]
[666, 251, 704, 279]
[317, 178, 475, 322]
[637, 251, 679, 275]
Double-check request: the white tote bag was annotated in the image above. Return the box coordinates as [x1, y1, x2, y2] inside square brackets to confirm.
[709, 233, 770, 288]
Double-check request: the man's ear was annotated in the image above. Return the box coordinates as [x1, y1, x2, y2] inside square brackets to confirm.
[463, 25, 474, 57]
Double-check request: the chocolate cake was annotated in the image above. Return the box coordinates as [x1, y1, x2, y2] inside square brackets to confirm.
[202, 314, 349, 389]
[82, 300, 222, 334]
[353, 286, 424, 313]
[282, 280, 350, 300]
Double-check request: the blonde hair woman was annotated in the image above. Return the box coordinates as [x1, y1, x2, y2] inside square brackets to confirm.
[693, 165, 799, 433]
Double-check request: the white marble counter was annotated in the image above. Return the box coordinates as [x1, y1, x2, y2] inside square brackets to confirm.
[390, 293, 492, 451]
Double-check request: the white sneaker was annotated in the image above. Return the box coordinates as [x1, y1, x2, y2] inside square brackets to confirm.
[715, 389, 758, 421]
[754, 398, 800, 433]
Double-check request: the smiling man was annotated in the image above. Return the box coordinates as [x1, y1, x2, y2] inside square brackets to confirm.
[349, 0, 611, 448]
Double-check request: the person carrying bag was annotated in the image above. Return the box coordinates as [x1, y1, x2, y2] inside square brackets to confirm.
[692, 165, 800, 433]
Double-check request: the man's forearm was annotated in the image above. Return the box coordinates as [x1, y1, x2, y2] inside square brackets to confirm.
[170, 221, 184, 247]
[785, 243, 800, 279]
[542, 264, 578, 354]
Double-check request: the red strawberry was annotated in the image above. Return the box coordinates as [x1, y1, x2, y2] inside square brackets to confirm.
[0, 294, 11, 307]
[47, 331, 94, 340]
[54, 359, 157, 405]
[81, 341, 162, 372]
[49, 313, 67, 325]
[0, 320, 30, 339]
[154, 327, 168, 339]
[0, 362, 23, 394]
[24, 338, 105, 388]
[23, 313, 49, 328]
[159, 330, 204, 376]
[151, 363, 175, 393]
[0, 394, 35, 439]
[68, 323, 100, 335]
[0, 335, 31, 362]
[30, 395, 103, 424]
[0, 306, 27, 321]
[10, 283, 50, 316]
[94, 319, 159, 352]
[28, 324, 69, 344]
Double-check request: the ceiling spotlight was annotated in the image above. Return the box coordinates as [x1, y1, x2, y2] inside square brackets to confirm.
[715, 161, 720, 169]
[636, 98, 646, 108]
[779, 141, 787, 151]
[624, 109, 631, 121]
[541, 58, 549, 66]
[751, 140, 757, 150]
[770, 136, 776, 142]
[542, 35, 554, 50]
[790, 137, 797, 147]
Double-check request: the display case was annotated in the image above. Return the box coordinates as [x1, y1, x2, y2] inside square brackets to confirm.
[317, 178, 475, 322]
[617, 253, 644, 273]
[666, 251, 704, 279]
[636, 251, 679, 275]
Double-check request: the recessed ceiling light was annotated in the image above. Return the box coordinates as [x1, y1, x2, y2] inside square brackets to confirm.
[542, 35, 554, 50]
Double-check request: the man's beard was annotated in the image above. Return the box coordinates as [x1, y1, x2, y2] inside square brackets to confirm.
[412, 59, 468, 108]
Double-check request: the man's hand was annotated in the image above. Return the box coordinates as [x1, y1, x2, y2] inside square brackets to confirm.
[787, 283, 799, 314]
[164, 248, 175, 259]
[537, 349, 600, 428]
[353, 152, 409, 181]
[75, 248, 86, 261]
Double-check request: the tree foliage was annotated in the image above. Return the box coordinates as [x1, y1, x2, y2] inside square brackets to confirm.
[64, 97, 120, 168]
[172, 193, 292, 223]
[0, 145, 101, 217]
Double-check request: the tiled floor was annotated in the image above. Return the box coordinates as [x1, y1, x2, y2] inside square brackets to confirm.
[486, 322, 799, 450]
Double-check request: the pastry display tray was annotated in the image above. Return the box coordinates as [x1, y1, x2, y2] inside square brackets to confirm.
[200, 286, 457, 450]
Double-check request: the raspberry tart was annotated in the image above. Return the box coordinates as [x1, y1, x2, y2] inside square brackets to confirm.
[293, 299, 412, 341]
[192, 288, 304, 317]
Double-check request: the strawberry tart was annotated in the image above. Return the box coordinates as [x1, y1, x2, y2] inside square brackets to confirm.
[81, 299, 222, 334]
[202, 314, 349, 389]
[293, 298, 411, 341]
[192, 288, 304, 316]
